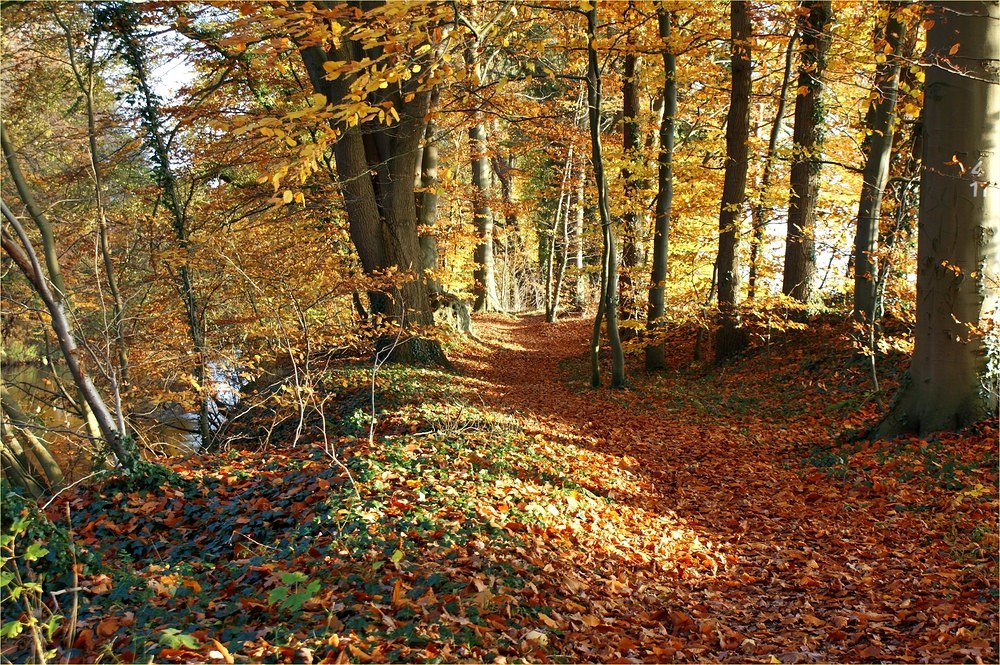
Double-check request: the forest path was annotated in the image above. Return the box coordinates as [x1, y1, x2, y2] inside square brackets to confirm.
[451, 313, 994, 662]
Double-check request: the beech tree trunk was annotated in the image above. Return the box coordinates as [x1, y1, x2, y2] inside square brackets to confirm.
[1, 200, 139, 471]
[471, 119, 500, 312]
[875, 0, 999, 437]
[417, 87, 442, 297]
[299, 2, 446, 365]
[748, 27, 797, 301]
[714, 1, 752, 363]
[546, 148, 574, 323]
[586, 1, 625, 389]
[619, 9, 643, 336]
[645, 7, 676, 372]
[782, 0, 833, 303]
[853, 2, 906, 322]
[573, 159, 587, 309]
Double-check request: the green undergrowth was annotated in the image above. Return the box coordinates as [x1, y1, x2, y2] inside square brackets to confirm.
[27, 363, 605, 663]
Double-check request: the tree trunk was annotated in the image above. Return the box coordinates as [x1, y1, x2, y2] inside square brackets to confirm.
[619, 13, 643, 337]
[59, 14, 132, 395]
[587, 2, 625, 389]
[0, 381, 64, 490]
[417, 87, 442, 297]
[748, 26, 797, 301]
[573, 158, 587, 309]
[875, 0, 999, 437]
[298, 4, 446, 365]
[1, 201, 139, 471]
[493, 152, 530, 312]
[103, 4, 212, 444]
[470, 120, 500, 312]
[546, 148, 574, 322]
[782, 0, 833, 303]
[853, 2, 906, 321]
[645, 7, 676, 372]
[714, 0, 753, 363]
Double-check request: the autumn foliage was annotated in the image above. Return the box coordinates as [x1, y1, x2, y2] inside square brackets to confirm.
[2, 1, 998, 663]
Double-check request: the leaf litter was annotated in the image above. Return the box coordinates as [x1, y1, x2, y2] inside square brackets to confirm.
[17, 314, 998, 663]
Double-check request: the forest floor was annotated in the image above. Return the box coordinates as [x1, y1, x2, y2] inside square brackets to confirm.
[9, 314, 998, 663]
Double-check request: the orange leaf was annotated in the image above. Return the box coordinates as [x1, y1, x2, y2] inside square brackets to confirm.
[210, 639, 235, 664]
[97, 617, 120, 638]
[391, 577, 406, 609]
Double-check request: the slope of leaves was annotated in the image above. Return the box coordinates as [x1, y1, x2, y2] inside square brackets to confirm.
[10, 314, 996, 664]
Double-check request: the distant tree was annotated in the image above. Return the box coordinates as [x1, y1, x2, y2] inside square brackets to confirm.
[782, 0, 834, 302]
[714, 1, 752, 363]
[101, 2, 213, 443]
[619, 1, 644, 336]
[875, 0, 999, 436]
[586, 1, 625, 388]
[748, 25, 797, 301]
[645, 6, 676, 372]
[853, 2, 909, 322]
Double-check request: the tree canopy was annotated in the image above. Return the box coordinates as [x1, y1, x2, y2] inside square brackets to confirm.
[1, 1, 997, 662]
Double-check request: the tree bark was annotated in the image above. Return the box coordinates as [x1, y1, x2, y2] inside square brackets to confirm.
[1, 122, 105, 443]
[875, 0, 999, 437]
[748, 26, 797, 301]
[715, 0, 753, 363]
[471, 119, 500, 312]
[587, 2, 625, 389]
[0, 381, 64, 490]
[619, 9, 643, 336]
[573, 158, 587, 309]
[645, 7, 676, 372]
[298, 2, 446, 365]
[546, 148, 574, 322]
[102, 3, 212, 444]
[853, 2, 907, 322]
[782, 0, 833, 303]
[417, 87, 442, 297]
[1, 201, 139, 470]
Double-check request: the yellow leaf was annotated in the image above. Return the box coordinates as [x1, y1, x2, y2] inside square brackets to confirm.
[294, 192, 305, 204]
[523, 629, 548, 645]
[282, 190, 293, 204]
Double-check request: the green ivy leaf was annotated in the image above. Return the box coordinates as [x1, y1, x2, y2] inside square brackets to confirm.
[279, 571, 307, 585]
[268, 587, 288, 605]
[23, 543, 49, 562]
[1, 620, 23, 639]
[0, 570, 15, 588]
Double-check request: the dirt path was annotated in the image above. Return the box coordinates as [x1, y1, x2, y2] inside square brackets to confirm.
[454, 314, 996, 663]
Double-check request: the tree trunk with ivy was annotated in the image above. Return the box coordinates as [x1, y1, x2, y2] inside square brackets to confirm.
[853, 2, 907, 322]
[782, 0, 833, 303]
